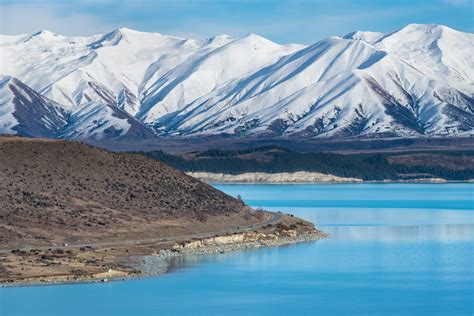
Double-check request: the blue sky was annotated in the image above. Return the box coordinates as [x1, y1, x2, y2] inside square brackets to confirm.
[0, 0, 472, 43]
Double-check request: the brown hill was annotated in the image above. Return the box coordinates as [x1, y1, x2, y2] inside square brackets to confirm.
[0, 136, 260, 248]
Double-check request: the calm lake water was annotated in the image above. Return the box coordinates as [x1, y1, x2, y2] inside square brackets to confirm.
[1, 183, 473, 315]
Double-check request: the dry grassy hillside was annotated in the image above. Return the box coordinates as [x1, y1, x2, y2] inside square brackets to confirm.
[0, 136, 258, 248]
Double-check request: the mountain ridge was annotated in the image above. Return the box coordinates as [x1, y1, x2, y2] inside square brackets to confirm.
[1, 24, 472, 141]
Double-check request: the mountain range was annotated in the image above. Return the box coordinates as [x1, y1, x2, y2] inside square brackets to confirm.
[1, 24, 473, 141]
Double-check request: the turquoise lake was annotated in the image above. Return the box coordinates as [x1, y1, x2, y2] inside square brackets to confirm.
[1, 183, 473, 315]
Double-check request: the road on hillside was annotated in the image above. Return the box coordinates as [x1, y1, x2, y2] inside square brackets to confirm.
[0, 211, 282, 254]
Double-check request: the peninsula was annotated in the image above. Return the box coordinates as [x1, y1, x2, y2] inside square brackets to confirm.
[0, 136, 325, 285]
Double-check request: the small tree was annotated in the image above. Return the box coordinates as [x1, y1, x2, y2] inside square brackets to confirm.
[236, 194, 245, 206]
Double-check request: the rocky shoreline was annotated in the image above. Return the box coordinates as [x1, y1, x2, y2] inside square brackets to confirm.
[1, 227, 328, 287]
[134, 229, 328, 276]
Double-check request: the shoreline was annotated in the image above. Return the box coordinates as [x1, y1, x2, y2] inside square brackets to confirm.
[1, 226, 327, 288]
[203, 180, 473, 184]
[186, 172, 472, 184]
[136, 229, 327, 277]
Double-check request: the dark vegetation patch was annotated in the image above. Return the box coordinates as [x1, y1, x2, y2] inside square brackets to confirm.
[137, 146, 474, 181]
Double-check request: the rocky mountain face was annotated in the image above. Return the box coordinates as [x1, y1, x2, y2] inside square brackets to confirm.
[1, 24, 472, 141]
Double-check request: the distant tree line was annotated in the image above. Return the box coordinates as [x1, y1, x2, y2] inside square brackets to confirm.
[392, 164, 474, 180]
[137, 148, 474, 181]
[196, 145, 291, 157]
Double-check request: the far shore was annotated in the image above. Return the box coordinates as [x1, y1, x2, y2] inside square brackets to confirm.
[187, 171, 473, 184]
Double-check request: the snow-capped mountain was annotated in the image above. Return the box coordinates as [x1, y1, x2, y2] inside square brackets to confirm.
[0, 24, 472, 140]
[0, 75, 67, 137]
[0, 75, 154, 140]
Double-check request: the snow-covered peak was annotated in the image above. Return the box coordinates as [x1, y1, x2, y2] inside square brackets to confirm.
[25, 30, 65, 43]
[32, 30, 58, 36]
[89, 29, 124, 48]
[341, 24, 474, 93]
[342, 30, 386, 44]
[397, 23, 453, 34]
[343, 24, 460, 45]
[109, 27, 185, 41]
[204, 34, 236, 47]
[89, 27, 188, 50]
[115, 27, 150, 35]
[376, 23, 474, 88]
[239, 33, 279, 47]
[381, 23, 459, 47]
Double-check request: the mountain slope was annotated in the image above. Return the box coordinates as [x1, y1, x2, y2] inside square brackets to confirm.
[0, 76, 156, 140]
[166, 32, 473, 137]
[139, 33, 302, 127]
[0, 75, 68, 137]
[0, 24, 472, 140]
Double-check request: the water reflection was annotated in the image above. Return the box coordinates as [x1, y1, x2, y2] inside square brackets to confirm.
[324, 224, 474, 242]
[262, 207, 474, 227]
